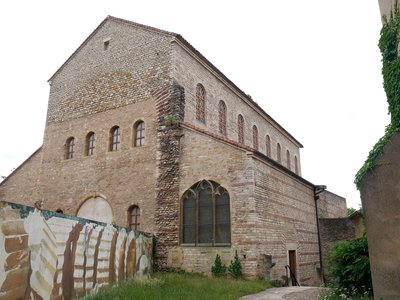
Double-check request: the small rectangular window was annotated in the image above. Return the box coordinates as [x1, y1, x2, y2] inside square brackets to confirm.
[104, 39, 110, 51]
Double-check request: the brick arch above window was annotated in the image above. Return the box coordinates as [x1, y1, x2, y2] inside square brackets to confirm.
[266, 135, 271, 157]
[196, 83, 206, 123]
[218, 100, 227, 136]
[237, 114, 244, 144]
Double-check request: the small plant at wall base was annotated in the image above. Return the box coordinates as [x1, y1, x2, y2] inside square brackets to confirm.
[211, 254, 227, 277]
[355, 1, 400, 187]
[228, 251, 243, 279]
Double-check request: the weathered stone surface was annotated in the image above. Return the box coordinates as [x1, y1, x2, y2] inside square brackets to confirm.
[360, 132, 400, 300]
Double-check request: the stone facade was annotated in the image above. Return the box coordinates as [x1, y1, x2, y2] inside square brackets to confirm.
[0, 16, 346, 283]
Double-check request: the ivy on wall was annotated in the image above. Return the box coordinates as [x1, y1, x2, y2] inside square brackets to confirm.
[355, 2, 400, 188]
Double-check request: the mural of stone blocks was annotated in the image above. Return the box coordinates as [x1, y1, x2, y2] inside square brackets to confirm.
[0, 201, 153, 300]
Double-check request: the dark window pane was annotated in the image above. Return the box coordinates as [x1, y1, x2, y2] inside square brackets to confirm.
[198, 183, 213, 244]
[215, 188, 231, 244]
[183, 192, 196, 243]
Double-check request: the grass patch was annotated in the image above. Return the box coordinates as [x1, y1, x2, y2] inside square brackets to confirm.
[88, 272, 273, 300]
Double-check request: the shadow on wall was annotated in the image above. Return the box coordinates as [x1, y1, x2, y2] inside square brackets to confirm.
[0, 201, 153, 300]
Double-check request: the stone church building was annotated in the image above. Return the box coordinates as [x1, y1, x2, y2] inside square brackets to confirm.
[0, 16, 347, 285]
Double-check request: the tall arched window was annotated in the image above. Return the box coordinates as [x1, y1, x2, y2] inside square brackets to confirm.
[128, 205, 140, 231]
[277, 143, 282, 163]
[196, 84, 206, 123]
[286, 149, 291, 170]
[66, 137, 75, 159]
[110, 126, 120, 151]
[218, 100, 227, 136]
[238, 114, 244, 144]
[86, 132, 95, 156]
[295, 156, 299, 175]
[266, 135, 271, 157]
[134, 121, 145, 147]
[181, 180, 230, 246]
[252, 125, 259, 150]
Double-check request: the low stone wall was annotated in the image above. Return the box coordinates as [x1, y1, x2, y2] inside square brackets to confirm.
[0, 201, 153, 300]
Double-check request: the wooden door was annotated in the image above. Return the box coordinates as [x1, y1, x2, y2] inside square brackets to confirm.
[288, 250, 297, 286]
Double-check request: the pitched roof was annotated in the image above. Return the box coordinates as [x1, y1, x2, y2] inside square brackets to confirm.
[48, 16, 303, 148]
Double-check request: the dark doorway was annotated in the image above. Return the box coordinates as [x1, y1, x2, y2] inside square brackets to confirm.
[288, 250, 297, 286]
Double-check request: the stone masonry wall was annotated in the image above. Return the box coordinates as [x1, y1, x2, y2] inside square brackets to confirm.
[319, 218, 357, 284]
[167, 124, 320, 284]
[252, 155, 321, 286]
[0, 148, 42, 205]
[171, 42, 302, 175]
[318, 190, 347, 218]
[153, 81, 185, 270]
[0, 201, 153, 300]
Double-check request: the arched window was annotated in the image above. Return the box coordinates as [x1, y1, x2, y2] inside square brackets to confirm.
[86, 132, 95, 156]
[277, 143, 282, 163]
[295, 156, 299, 175]
[134, 121, 145, 147]
[181, 180, 230, 246]
[196, 84, 206, 123]
[66, 137, 75, 159]
[252, 125, 259, 150]
[128, 205, 140, 231]
[238, 114, 244, 144]
[266, 135, 271, 157]
[286, 149, 291, 170]
[110, 126, 120, 151]
[218, 100, 227, 136]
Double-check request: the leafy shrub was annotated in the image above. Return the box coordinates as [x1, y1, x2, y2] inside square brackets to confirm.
[228, 251, 242, 279]
[328, 234, 372, 298]
[211, 254, 227, 277]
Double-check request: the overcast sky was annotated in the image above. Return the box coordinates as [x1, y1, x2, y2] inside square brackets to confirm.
[0, 0, 388, 209]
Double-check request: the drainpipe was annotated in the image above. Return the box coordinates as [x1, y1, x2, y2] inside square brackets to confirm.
[314, 185, 326, 285]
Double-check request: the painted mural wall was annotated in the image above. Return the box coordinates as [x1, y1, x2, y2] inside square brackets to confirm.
[0, 201, 153, 300]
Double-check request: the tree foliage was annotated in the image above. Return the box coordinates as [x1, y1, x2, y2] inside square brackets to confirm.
[328, 234, 373, 297]
[228, 251, 243, 279]
[211, 254, 227, 277]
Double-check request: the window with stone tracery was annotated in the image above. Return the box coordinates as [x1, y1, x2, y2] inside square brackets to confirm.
[181, 180, 230, 246]
[238, 114, 244, 144]
[218, 100, 227, 136]
[196, 84, 206, 123]
[252, 125, 259, 150]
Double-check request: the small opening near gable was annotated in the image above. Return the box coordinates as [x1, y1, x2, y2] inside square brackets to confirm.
[104, 39, 110, 51]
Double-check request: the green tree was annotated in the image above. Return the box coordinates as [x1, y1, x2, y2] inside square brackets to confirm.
[328, 234, 372, 297]
[228, 251, 242, 279]
[211, 254, 227, 277]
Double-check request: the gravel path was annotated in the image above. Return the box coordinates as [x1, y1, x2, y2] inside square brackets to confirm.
[240, 286, 328, 300]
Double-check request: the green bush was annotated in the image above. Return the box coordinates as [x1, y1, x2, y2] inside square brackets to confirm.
[211, 254, 227, 277]
[328, 234, 372, 298]
[228, 251, 242, 279]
